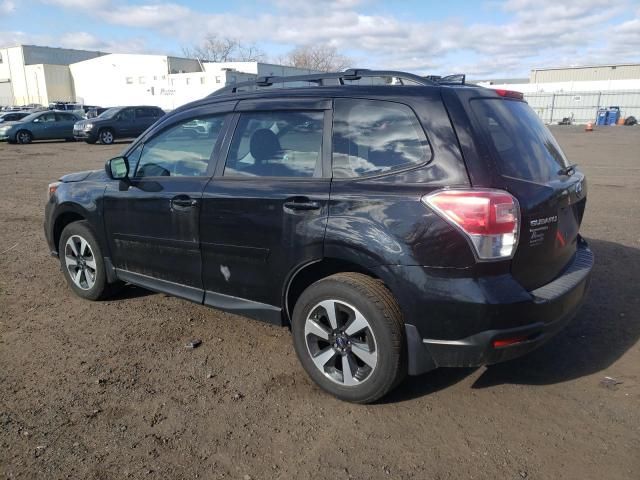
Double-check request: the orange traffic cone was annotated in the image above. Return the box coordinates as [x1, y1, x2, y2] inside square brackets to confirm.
[585, 122, 593, 132]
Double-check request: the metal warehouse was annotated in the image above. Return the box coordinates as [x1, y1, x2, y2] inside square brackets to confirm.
[479, 63, 640, 124]
[530, 63, 640, 83]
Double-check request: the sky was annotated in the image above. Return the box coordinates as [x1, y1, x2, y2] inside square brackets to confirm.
[0, 0, 639, 78]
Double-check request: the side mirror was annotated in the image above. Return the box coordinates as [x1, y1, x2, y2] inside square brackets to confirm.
[105, 156, 130, 180]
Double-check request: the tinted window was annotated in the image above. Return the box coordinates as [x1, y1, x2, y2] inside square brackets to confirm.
[471, 99, 569, 183]
[55, 113, 76, 121]
[134, 115, 225, 178]
[118, 109, 134, 122]
[332, 99, 430, 178]
[5, 113, 26, 121]
[135, 107, 160, 118]
[224, 111, 323, 178]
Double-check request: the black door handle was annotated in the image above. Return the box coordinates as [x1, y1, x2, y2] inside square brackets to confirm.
[170, 196, 198, 210]
[284, 197, 320, 211]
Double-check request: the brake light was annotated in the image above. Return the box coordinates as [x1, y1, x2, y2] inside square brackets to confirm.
[494, 89, 524, 100]
[422, 189, 520, 260]
[493, 336, 529, 348]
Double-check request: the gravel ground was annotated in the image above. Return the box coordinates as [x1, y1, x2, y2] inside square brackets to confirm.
[0, 126, 639, 480]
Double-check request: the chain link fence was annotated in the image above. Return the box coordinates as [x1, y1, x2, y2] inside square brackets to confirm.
[525, 90, 640, 125]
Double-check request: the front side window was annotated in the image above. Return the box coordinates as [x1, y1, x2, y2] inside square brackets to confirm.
[224, 110, 324, 178]
[332, 99, 431, 178]
[37, 112, 56, 123]
[134, 115, 226, 178]
[118, 109, 134, 122]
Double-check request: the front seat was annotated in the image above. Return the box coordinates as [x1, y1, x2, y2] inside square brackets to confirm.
[247, 128, 292, 176]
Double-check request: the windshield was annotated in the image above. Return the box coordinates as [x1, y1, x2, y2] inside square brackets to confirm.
[98, 107, 121, 119]
[471, 99, 569, 183]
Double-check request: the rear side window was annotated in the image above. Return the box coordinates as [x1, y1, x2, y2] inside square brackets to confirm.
[134, 115, 226, 178]
[332, 99, 431, 178]
[471, 99, 569, 183]
[136, 107, 162, 118]
[224, 110, 324, 178]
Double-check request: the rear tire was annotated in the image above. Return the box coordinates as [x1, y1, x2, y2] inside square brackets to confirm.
[16, 130, 32, 144]
[292, 272, 406, 403]
[99, 129, 114, 145]
[59, 221, 114, 301]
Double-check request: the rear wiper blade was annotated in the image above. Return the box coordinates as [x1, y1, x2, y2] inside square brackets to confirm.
[558, 163, 578, 176]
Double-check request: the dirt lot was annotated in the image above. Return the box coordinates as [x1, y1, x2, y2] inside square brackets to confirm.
[1, 127, 639, 480]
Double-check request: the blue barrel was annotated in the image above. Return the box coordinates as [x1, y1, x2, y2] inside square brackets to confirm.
[606, 107, 620, 125]
[596, 109, 608, 125]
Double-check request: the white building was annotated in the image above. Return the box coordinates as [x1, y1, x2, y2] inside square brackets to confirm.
[0, 44, 105, 106]
[69, 53, 210, 110]
[1, 44, 322, 110]
[70, 57, 320, 110]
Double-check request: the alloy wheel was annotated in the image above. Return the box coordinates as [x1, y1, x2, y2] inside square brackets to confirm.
[100, 130, 114, 144]
[64, 235, 97, 290]
[17, 131, 31, 144]
[304, 299, 378, 386]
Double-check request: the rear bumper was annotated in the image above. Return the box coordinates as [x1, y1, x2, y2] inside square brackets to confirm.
[401, 239, 593, 375]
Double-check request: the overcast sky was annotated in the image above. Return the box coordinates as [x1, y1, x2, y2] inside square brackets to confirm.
[1, 0, 639, 78]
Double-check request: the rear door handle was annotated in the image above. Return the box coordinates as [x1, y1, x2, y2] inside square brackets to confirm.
[170, 195, 198, 210]
[283, 197, 320, 211]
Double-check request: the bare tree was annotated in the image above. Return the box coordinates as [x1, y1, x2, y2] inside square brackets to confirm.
[236, 43, 265, 62]
[282, 45, 351, 72]
[182, 35, 265, 62]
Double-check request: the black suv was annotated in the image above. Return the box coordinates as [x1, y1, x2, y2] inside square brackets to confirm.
[45, 70, 593, 403]
[73, 106, 165, 144]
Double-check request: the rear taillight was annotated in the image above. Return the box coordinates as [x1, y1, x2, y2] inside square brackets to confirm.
[422, 189, 520, 260]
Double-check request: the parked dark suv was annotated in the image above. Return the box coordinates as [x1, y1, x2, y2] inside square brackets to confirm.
[45, 70, 593, 403]
[73, 106, 164, 144]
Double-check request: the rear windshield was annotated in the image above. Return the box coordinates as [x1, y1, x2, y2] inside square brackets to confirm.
[471, 99, 569, 183]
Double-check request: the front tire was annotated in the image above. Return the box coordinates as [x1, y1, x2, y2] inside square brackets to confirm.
[99, 129, 114, 145]
[59, 221, 112, 301]
[16, 130, 32, 144]
[292, 273, 406, 403]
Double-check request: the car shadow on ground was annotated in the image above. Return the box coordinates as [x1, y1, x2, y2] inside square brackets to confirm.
[385, 238, 640, 402]
[108, 283, 157, 300]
